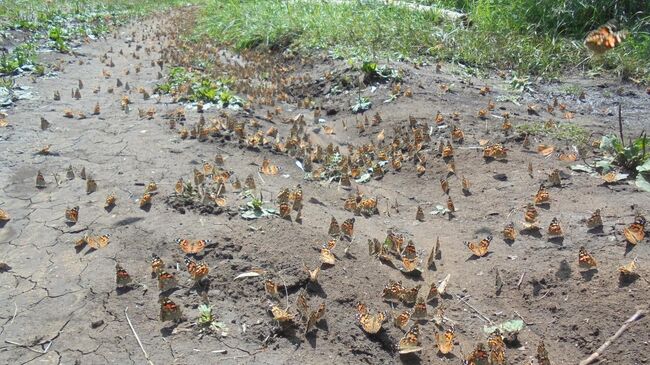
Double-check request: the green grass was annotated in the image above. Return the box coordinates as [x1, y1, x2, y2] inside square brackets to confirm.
[1, 0, 193, 55]
[196, 0, 650, 81]
[517, 121, 589, 146]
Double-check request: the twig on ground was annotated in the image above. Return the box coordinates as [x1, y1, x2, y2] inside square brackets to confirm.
[618, 103, 624, 147]
[514, 310, 534, 325]
[536, 290, 551, 301]
[10, 302, 17, 324]
[517, 271, 526, 290]
[457, 294, 494, 325]
[579, 309, 647, 365]
[276, 271, 290, 309]
[4, 340, 50, 354]
[125, 307, 154, 365]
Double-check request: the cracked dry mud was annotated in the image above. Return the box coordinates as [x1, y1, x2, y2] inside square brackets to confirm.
[1, 8, 650, 365]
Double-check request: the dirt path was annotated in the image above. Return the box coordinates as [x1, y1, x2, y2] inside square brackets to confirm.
[1, 7, 650, 365]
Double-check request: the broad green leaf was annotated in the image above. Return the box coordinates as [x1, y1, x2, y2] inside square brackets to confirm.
[636, 173, 650, 193]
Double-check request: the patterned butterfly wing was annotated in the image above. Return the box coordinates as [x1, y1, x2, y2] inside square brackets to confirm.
[160, 297, 182, 322]
[578, 247, 597, 268]
[435, 328, 455, 354]
[623, 216, 646, 245]
[65, 206, 79, 223]
[398, 324, 422, 354]
[115, 264, 132, 287]
[157, 270, 177, 291]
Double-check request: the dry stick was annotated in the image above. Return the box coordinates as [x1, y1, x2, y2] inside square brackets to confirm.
[579, 309, 647, 365]
[618, 103, 624, 147]
[125, 307, 154, 365]
[516, 271, 526, 290]
[4, 340, 48, 354]
[457, 295, 494, 325]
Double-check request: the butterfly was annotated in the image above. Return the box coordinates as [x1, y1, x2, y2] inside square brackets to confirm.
[323, 239, 337, 251]
[328, 217, 341, 236]
[193, 168, 205, 186]
[536, 341, 551, 365]
[385, 231, 405, 254]
[278, 202, 291, 219]
[260, 158, 279, 175]
[483, 144, 507, 159]
[382, 280, 405, 302]
[157, 270, 177, 291]
[465, 343, 489, 365]
[86, 176, 97, 194]
[271, 306, 294, 323]
[159, 297, 182, 322]
[618, 260, 639, 278]
[304, 263, 321, 283]
[586, 209, 603, 229]
[86, 234, 110, 249]
[447, 196, 455, 213]
[139, 192, 152, 207]
[585, 25, 625, 54]
[547, 217, 564, 237]
[320, 248, 336, 265]
[440, 177, 449, 194]
[578, 247, 597, 268]
[151, 254, 164, 274]
[398, 324, 422, 354]
[534, 184, 550, 205]
[0, 208, 10, 221]
[467, 235, 492, 257]
[302, 301, 326, 333]
[244, 174, 256, 191]
[442, 141, 454, 158]
[184, 257, 209, 281]
[105, 193, 116, 208]
[356, 303, 386, 334]
[65, 206, 79, 223]
[400, 256, 422, 275]
[426, 237, 441, 270]
[623, 215, 646, 245]
[502, 222, 516, 241]
[393, 310, 411, 329]
[462, 176, 470, 193]
[524, 203, 538, 223]
[115, 264, 132, 287]
[437, 274, 451, 295]
[451, 125, 464, 141]
[144, 181, 158, 193]
[426, 281, 440, 302]
[36, 170, 46, 188]
[338, 218, 354, 238]
[435, 328, 455, 354]
[399, 284, 421, 305]
[177, 238, 209, 254]
[412, 296, 427, 320]
[487, 330, 506, 365]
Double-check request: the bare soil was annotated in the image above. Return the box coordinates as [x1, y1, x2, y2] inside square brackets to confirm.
[1, 8, 649, 365]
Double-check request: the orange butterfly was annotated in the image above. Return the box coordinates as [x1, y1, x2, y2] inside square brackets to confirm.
[487, 330, 506, 365]
[534, 184, 550, 205]
[65, 206, 79, 223]
[578, 247, 597, 268]
[115, 264, 132, 287]
[502, 222, 516, 241]
[466, 343, 489, 365]
[0, 208, 10, 221]
[467, 235, 492, 257]
[393, 310, 411, 329]
[105, 193, 116, 207]
[586, 209, 603, 229]
[177, 238, 209, 254]
[320, 248, 336, 265]
[623, 215, 646, 245]
[435, 328, 455, 354]
[328, 217, 341, 236]
[139, 192, 152, 207]
[398, 324, 422, 354]
[157, 270, 177, 291]
[585, 25, 625, 54]
[547, 217, 564, 237]
[305, 303, 326, 334]
[86, 234, 110, 249]
[341, 218, 355, 238]
[271, 306, 294, 323]
[185, 257, 209, 281]
[356, 303, 386, 334]
[151, 254, 164, 274]
[260, 158, 279, 175]
[159, 297, 182, 322]
[412, 296, 427, 319]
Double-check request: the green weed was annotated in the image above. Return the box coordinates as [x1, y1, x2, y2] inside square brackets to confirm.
[0, 43, 37, 75]
[155, 67, 243, 107]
